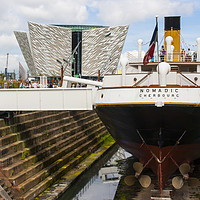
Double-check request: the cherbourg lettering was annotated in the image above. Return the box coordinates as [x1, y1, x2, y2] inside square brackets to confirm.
[139, 88, 179, 98]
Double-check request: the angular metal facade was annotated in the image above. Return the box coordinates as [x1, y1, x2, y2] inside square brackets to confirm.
[28, 22, 72, 76]
[15, 22, 72, 77]
[19, 62, 26, 80]
[15, 23, 128, 77]
[82, 25, 129, 76]
[14, 31, 37, 76]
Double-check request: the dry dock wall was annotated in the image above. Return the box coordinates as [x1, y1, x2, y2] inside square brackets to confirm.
[0, 110, 111, 200]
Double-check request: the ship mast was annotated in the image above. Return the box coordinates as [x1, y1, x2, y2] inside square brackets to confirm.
[156, 16, 159, 62]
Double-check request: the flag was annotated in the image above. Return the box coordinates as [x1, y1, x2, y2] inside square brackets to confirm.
[143, 23, 158, 65]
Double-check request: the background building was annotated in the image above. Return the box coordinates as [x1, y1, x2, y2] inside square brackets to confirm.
[14, 22, 129, 78]
[55, 25, 106, 77]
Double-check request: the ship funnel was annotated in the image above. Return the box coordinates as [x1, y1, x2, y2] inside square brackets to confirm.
[133, 162, 143, 176]
[172, 176, 184, 189]
[164, 16, 180, 61]
[139, 175, 151, 188]
[179, 163, 190, 178]
[124, 175, 136, 186]
[157, 62, 170, 86]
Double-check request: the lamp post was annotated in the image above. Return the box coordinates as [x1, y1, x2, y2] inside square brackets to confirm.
[5, 53, 9, 80]
[56, 59, 63, 87]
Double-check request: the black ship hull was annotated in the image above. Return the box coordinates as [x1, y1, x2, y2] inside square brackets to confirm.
[96, 104, 200, 188]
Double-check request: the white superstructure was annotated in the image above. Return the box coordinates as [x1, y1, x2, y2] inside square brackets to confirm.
[0, 62, 200, 110]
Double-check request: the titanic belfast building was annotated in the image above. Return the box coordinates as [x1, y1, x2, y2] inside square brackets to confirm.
[14, 22, 129, 78]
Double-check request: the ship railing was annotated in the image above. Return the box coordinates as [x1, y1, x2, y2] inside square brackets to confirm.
[133, 71, 152, 87]
[132, 70, 198, 88]
[178, 72, 198, 87]
[159, 52, 197, 63]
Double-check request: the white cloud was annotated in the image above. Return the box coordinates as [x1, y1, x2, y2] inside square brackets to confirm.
[0, 0, 90, 34]
[91, 0, 195, 25]
[0, 0, 197, 33]
[0, 0, 91, 73]
[0, 8, 22, 33]
[17, 0, 89, 24]
[0, 34, 18, 50]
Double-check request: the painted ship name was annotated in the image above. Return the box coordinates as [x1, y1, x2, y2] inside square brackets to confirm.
[139, 88, 179, 98]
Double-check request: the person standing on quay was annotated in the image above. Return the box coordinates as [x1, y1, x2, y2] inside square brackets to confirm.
[32, 81, 38, 88]
[9, 81, 13, 88]
[20, 81, 24, 88]
[4, 81, 7, 88]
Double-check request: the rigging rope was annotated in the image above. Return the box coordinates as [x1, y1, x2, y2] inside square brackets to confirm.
[177, 30, 197, 49]
[158, 35, 164, 49]
[142, 40, 150, 46]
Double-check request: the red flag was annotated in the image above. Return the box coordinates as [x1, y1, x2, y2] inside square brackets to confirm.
[143, 24, 158, 65]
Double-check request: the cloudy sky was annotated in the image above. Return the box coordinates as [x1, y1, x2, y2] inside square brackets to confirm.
[0, 0, 200, 75]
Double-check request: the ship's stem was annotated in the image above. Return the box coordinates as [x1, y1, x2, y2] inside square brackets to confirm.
[159, 149, 163, 192]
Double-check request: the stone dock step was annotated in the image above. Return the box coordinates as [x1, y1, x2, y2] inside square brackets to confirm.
[0, 111, 97, 155]
[0, 178, 14, 200]
[37, 135, 116, 200]
[11, 125, 106, 195]
[20, 132, 110, 200]
[0, 114, 100, 168]
[4, 121, 104, 178]
[0, 110, 110, 200]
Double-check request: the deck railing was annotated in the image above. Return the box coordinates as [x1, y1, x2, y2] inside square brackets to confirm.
[159, 52, 197, 63]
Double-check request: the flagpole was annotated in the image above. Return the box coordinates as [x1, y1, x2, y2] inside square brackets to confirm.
[143, 18, 158, 65]
[156, 16, 159, 62]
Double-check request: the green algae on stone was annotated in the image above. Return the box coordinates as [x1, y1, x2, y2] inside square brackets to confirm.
[21, 149, 29, 160]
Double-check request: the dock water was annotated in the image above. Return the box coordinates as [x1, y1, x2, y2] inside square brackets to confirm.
[0, 111, 112, 200]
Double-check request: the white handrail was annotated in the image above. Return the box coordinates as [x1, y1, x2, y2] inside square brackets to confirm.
[63, 76, 103, 87]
